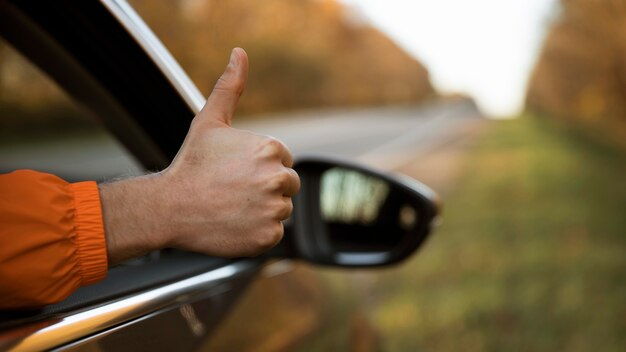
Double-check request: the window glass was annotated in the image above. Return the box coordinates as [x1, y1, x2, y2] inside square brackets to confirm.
[0, 39, 143, 182]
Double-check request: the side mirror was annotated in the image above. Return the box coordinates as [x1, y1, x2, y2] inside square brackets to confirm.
[281, 155, 441, 267]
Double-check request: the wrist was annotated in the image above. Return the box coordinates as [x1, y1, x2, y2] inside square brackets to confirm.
[99, 172, 172, 265]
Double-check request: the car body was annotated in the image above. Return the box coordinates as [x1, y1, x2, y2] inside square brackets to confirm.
[0, 1, 439, 350]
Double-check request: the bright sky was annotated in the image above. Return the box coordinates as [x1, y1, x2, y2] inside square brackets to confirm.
[338, 0, 558, 117]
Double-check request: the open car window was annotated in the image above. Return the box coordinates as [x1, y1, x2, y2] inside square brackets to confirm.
[0, 38, 144, 182]
[0, 8, 231, 327]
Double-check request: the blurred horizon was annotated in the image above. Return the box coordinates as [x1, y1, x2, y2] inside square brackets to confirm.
[338, 0, 558, 118]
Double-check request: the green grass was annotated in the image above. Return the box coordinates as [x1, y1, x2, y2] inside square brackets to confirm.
[299, 116, 626, 351]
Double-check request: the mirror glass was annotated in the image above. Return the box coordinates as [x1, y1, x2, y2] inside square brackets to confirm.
[320, 167, 420, 253]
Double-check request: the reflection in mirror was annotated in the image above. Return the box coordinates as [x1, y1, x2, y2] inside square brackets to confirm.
[321, 167, 390, 225]
[320, 167, 420, 253]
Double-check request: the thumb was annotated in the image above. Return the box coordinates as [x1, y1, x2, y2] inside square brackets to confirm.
[199, 48, 249, 126]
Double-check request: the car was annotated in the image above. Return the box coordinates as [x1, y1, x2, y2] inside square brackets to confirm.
[0, 1, 439, 350]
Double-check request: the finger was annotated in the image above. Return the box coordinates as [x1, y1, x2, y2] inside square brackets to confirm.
[198, 48, 249, 126]
[280, 144, 294, 167]
[275, 197, 293, 221]
[258, 135, 293, 167]
[283, 168, 300, 197]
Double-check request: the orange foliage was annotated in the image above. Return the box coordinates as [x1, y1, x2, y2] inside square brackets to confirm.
[130, 0, 435, 116]
[526, 0, 626, 135]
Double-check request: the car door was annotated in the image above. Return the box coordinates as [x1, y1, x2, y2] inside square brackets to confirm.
[0, 1, 266, 350]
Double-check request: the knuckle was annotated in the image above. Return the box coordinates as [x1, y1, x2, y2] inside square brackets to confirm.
[213, 76, 230, 91]
[214, 74, 245, 96]
[273, 198, 293, 220]
[261, 137, 284, 155]
[277, 169, 291, 187]
[283, 199, 294, 218]
[290, 169, 301, 192]
[268, 169, 291, 191]
[284, 150, 294, 167]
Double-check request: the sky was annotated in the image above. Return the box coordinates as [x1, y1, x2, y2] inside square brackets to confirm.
[338, 0, 558, 117]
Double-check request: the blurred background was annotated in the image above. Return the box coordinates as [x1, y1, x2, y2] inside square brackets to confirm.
[1, 0, 625, 351]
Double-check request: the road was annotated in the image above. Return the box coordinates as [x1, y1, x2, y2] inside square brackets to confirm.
[0, 100, 482, 180]
[236, 99, 482, 171]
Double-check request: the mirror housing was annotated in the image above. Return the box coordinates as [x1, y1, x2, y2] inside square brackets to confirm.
[282, 155, 440, 267]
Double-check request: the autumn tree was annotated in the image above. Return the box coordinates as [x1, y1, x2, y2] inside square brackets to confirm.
[130, 0, 435, 115]
[526, 0, 626, 138]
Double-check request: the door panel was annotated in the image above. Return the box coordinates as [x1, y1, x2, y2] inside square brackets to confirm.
[61, 269, 256, 352]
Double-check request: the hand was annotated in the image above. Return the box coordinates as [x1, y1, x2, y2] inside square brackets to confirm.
[100, 48, 300, 265]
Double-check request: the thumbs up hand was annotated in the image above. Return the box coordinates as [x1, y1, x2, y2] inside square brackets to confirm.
[100, 48, 300, 264]
[164, 48, 300, 257]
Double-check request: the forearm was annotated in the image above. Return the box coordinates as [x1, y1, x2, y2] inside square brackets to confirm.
[99, 173, 171, 266]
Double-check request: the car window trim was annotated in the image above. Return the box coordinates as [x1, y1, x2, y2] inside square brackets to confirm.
[100, 0, 205, 113]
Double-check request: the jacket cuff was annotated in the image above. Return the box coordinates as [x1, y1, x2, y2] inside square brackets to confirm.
[70, 181, 108, 285]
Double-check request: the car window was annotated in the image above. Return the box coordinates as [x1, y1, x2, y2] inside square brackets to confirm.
[0, 39, 143, 183]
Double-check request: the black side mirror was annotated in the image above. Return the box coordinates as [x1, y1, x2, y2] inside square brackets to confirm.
[280, 155, 440, 267]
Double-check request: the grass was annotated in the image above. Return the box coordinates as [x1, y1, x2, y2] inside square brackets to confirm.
[297, 116, 626, 351]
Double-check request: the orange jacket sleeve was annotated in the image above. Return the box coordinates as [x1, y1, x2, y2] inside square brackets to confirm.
[0, 170, 108, 310]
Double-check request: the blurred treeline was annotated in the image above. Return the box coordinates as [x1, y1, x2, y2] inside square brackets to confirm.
[0, 41, 97, 140]
[130, 0, 434, 115]
[0, 0, 434, 137]
[526, 0, 626, 141]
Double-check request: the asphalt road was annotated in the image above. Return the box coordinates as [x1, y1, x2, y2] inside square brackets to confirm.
[235, 99, 482, 170]
[0, 100, 482, 180]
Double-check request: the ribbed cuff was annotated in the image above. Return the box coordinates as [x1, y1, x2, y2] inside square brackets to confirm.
[70, 181, 108, 285]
